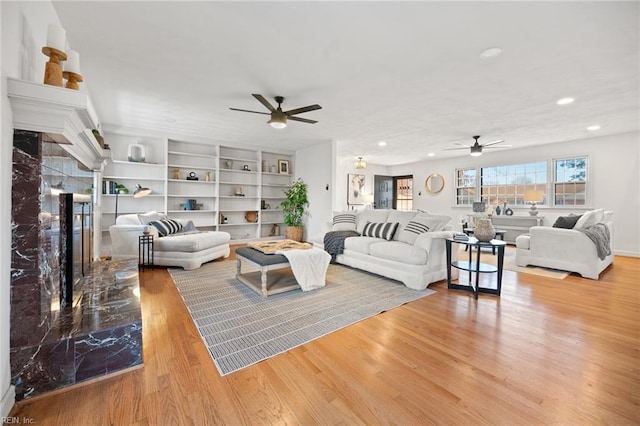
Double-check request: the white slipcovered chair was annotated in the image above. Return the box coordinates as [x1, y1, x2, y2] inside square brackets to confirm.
[109, 211, 231, 270]
[515, 209, 614, 280]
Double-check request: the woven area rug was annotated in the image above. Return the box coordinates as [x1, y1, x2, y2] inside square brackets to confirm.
[168, 260, 435, 376]
[460, 246, 570, 279]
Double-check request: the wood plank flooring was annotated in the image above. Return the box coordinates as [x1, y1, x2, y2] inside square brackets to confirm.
[9, 248, 640, 425]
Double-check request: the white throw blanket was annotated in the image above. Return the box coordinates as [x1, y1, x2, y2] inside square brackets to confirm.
[277, 248, 331, 291]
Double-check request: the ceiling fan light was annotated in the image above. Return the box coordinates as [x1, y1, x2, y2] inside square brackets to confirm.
[268, 111, 287, 129]
[470, 145, 483, 156]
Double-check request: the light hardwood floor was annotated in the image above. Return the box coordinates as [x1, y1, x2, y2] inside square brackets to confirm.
[9, 248, 640, 425]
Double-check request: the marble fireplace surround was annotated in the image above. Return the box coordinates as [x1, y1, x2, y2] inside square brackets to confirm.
[9, 79, 142, 400]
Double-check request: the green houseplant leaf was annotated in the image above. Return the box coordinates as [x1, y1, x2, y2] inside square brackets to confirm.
[280, 179, 309, 227]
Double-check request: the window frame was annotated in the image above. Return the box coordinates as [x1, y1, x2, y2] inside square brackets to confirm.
[393, 175, 413, 211]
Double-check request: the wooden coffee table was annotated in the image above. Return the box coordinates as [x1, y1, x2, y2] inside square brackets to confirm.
[235, 247, 300, 298]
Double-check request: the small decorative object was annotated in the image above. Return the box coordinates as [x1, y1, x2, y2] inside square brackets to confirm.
[173, 169, 180, 180]
[261, 199, 267, 210]
[234, 186, 244, 196]
[270, 165, 277, 173]
[42, 24, 67, 87]
[185, 199, 197, 210]
[127, 143, 146, 162]
[245, 211, 258, 223]
[205, 171, 211, 182]
[503, 201, 508, 213]
[474, 218, 496, 242]
[186, 171, 199, 181]
[92, 129, 105, 148]
[495, 205, 502, 216]
[243, 164, 250, 171]
[262, 160, 269, 172]
[270, 224, 280, 237]
[278, 159, 290, 174]
[225, 160, 233, 169]
[142, 226, 151, 236]
[505, 207, 514, 216]
[62, 49, 82, 90]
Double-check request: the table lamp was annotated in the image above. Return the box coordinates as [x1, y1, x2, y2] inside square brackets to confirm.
[524, 190, 544, 216]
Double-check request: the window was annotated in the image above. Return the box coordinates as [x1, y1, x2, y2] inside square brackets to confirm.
[554, 156, 587, 206]
[480, 162, 547, 206]
[456, 156, 589, 208]
[394, 175, 413, 211]
[455, 168, 476, 206]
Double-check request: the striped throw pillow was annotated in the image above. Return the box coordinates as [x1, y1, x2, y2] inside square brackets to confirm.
[149, 219, 183, 237]
[362, 222, 399, 241]
[331, 213, 357, 231]
[398, 217, 441, 245]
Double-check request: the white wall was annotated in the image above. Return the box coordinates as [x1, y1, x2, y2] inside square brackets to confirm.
[295, 141, 333, 242]
[389, 132, 640, 256]
[1, 0, 64, 415]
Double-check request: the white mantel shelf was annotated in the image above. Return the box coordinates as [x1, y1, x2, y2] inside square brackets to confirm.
[7, 78, 110, 171]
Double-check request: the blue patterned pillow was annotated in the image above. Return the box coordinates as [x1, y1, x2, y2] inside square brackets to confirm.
[149, 219, 183, 237]
[362, 222, 399, 241]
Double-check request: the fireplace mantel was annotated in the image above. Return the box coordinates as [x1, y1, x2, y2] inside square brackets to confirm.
[7, 78, 110, 171]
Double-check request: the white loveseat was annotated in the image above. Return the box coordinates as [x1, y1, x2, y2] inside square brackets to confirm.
[312, 209, 458, 290]
[109, 211, 231, 270]
[515, 209, 614, 280]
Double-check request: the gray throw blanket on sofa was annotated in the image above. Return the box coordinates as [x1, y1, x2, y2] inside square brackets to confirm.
[324, 230, 360, 263]
[580, 223, 612, 260]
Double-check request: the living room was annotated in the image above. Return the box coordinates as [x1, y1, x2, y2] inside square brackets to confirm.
[2, 1, 639, 424]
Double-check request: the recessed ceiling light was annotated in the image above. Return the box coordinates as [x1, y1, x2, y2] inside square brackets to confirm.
[428, 152, 435, 157]
[480, 47, 502, 59]
[587, 125, 601, 131]
[557, 97, 575, 105]
[378, 141, 387, 147]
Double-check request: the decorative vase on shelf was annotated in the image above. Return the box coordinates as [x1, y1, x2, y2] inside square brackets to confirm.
[262, 160, 269, 173]
[474, 218, 496, 242]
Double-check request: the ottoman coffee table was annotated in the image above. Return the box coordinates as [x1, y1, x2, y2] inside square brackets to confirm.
[235, 246, 300, 297]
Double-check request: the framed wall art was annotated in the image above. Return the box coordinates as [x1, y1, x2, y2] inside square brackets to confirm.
[278, 159, 290, 174]
[348, 173, 366, 205]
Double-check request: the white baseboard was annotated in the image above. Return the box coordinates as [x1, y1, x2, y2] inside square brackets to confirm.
[0, 384, 16, 418]
[614, 250, 640, 258]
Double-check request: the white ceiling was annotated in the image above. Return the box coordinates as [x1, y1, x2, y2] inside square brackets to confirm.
[53, 1, 639, 166]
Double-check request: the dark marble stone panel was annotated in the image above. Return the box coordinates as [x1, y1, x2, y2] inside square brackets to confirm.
[13, 130, 41, 158]
[11, 224, 40, 269]
[10, 339, 75, 400]
[75, 323, 143, 382]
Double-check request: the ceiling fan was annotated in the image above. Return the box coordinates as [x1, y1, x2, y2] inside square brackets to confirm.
[230, 94, 322, 129]
[445, 135, 511, 156]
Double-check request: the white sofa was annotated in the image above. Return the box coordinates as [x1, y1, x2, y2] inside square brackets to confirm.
[515, 209, 614, 280]
[312, 209, 458, 290]
[109, 211, 231, 270]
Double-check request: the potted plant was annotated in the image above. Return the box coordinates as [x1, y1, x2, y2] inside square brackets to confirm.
[280, 178, 309, 242]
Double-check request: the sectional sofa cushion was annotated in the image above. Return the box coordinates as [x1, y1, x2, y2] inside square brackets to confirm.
[369, 241, 428, 265]
[362, 222, 399, 241]
[552, 214, 582, 229]
[154, 231, 230, 252]
[344, 236, 385, 254]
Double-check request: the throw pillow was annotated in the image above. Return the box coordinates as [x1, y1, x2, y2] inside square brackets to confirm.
[362, 222, 399, 241]
[413, 212, 451, 232]
[331, 212, 357, 231]
[398, 216, 442, 245]
[138, 211, 164, 225]
[574, 208, 604, 230]
[149, 219, 183, 237]
[552, 214, 583, 229]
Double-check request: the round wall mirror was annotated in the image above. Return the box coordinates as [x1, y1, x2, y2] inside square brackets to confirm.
[425, 173, 445, 194]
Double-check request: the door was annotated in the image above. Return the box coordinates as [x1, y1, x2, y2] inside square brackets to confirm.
[374, 175, 393, 209]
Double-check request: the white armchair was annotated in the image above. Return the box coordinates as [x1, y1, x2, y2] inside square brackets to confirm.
[109, 211, 231, 270]
[515, 210, 614, 280]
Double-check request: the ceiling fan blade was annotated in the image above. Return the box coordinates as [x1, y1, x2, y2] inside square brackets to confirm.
[483, 139, 505, 147]
[252, 94, 276, 112]
[444, 147, 472, 151]
[288, 116, 318, 124]
[284, 104, 322, 116]
[453, 142, 470, 147]
[484, 145, 512, 149]
[229, 108, 270, 115]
